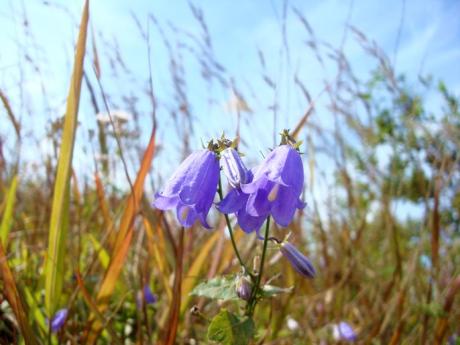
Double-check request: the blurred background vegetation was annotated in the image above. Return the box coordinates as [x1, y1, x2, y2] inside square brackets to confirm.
[0, 0, 459, 344]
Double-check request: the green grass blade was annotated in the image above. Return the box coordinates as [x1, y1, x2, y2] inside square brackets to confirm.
[44, 0, 89, 316]
[0, 175, 18, 247]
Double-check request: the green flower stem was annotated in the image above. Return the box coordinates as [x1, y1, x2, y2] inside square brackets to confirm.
[247, 216, 270, 316]
[217, 178, 253, 278]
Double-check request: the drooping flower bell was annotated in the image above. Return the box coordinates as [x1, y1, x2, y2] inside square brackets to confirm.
[279, 241, 315, 279]
[50, 308, 68, 333]
[153, 149, 219, 228]
[219, 144, 305, 233]
[332, 321, 357, 342]
[241, 144, 306, 227]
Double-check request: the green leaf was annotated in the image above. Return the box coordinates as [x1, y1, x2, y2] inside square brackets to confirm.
[44, 0, 89, 316]
[207, 309, 255, 345]
[261, 285, 293, 297]
[190, 276, 239, 301]
[0, 175, 18, 247]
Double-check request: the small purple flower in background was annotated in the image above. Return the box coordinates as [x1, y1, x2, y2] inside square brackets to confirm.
[448, 333, 459, 345]
[50, 308, 68, 333]
[332, 321, 357, 342]
[137, 284, 157, 309]
[235, 275, 252, 301]
[221, 148, 249, 188]
[279, 241, 315, 279]
[153, 149, 219, 228]
[143, 284, 157, 304]
[241, 145, 306, 227]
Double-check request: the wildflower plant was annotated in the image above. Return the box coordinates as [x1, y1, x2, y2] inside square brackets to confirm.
[153, 130, 315, 344]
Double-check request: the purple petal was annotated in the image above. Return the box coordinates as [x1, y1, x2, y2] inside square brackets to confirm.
[176, 203, 198, 228]
[198, 212, 212, 229]
[153, 194, 179, 210]
[159, 150, 206, 197]
[237, 209, 266, 233]
[217, 188, 247, 214]
[221, 148, 250, 187]
[245, 186, 271, 217]
[279, 146, 304, 193]
[296, 198, 307, 209]
[271, 187, 299, 227]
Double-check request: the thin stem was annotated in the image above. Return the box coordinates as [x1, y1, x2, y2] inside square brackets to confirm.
[217, 178, 252, 277]
[247, 216, 270, 316]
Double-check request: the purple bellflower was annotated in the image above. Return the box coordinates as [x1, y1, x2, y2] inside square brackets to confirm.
[50, 308, 68, 333]
[153, 149, 219, 228]
[332, 321, 357, 342]
[219, 145, 305, 232]
[280, 241, 315, 279]
[242, 145, 305, 227]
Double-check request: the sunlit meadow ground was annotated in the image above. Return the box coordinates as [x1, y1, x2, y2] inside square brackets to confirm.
[0, 1, 459, 344]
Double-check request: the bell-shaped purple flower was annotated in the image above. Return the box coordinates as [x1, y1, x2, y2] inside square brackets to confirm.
[219, 145, 305, 232]
[50, 308, 68, 333]
[332, 321, 357, 342]
[153, 149, 219, 228]
[280, 241, 315, 278]
[221, 148, 249, 188]
[241, 145, 306, 227]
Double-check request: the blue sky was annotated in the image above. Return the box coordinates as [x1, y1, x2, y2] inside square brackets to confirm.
[1, 0, 459, 194]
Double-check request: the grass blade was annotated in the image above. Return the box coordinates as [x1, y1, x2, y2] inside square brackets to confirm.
[0, 89, 20, 138]
[0, 243, 38, 344]
[161, 228, 184, 345]
[143, 217, 172, 301]
[44, 0, 89, 316]
[0, 175, 18, 247]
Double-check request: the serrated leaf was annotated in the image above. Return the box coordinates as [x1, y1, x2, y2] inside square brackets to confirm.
[190, 276, 239, 301]
[207, 309, 254, 345]
[261, 285, 293, 297]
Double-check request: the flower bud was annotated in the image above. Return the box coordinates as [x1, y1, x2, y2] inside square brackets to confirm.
[280, 241, 315, 279]
[50, 308, 68, 333]
[221, 148, 249, 188]
[235, 275, 252, 301]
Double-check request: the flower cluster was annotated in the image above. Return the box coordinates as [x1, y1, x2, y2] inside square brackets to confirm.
[153, 132, 314, 279]
[154, 144, 304, 231]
